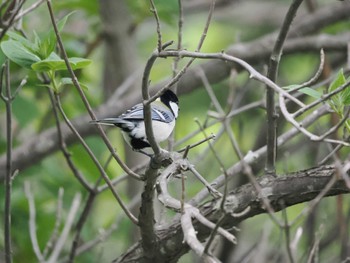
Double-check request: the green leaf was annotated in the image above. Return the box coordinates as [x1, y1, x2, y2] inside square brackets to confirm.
[40, 12, 74, 59]
[298, 87, 322, 99]
[329, 68, 346, 92]
[6, 31, 39, 54]
[1, 39, 41, 68]
[60, 77, 89, 90]
[31, 53, 91, 72]
[67, 57, 91, 69]
[341, 86, 350, 105]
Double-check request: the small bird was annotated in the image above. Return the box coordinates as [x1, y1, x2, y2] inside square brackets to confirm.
[91, 89, 179, 155]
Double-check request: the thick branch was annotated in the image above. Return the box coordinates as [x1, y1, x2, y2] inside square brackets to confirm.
[115, 165, 350, 262]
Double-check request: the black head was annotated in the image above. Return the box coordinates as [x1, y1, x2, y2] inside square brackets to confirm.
[160, 89, 179, 106]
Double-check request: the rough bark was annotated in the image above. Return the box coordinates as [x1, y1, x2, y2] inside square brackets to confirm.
[114, 165, 350, 262]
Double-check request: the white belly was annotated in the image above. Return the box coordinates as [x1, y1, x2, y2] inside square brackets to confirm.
[122, 120, 175, 146]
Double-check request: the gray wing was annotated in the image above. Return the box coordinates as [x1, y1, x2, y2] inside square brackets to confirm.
[122, 103, 174, 123]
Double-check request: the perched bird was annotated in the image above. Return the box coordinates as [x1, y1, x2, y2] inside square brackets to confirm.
[91, 89, 179, 155]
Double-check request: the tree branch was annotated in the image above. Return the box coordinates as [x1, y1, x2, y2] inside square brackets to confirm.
[1, 35, 350, 179]
[115, 165, 350, 262]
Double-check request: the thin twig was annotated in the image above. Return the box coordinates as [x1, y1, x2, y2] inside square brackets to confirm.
[2, 60, 13, 263]
[281, 203, 295, 263]
[279, 94, 350, 146]
[43, 188, 64, 258]
[145, 1, 216, 106]
[54, 93, 138, 225]
[292, 79, 350, 118]
[48, 89, 93, 191]
[189, 165, 222, 198]
[0, 0, 26, 40]
[45, 0, 141, 181]
[149, 0, 162, 52]
[265, 0, 304, 174]
[24, 182, 44, 262]
[157, 50, 304, 107]
[288, 49, 325, 93]
[14, 0, 46, 22]
[47, 193, 81, 263]
[177, 134, 216, 153]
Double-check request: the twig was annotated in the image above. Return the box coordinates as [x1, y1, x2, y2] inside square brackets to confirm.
[318, 144, 344, 165]
[189, 165, 222, 198]
[45, 0, 141, 181]
[288, 49, 325, 93]
[292, 79, 350, 118]
[145, 0, 216, 107]
[279, 94, 350, 146]
[48, 89, 93, 191]
[157, 159, 235, 262]
[24, 182, 44, 262]
[265, 0, 304, 174]
[46, 1, 139, 224]
[281, 203, 295, 263]
[190, 105, 329, 207]
[157, 50, 304, 107]
[172, 0, 184, 80]
[177, 134, 216, 153]
[60, 195, 141, 262]
[68, 187, 98, 263]
[43, 188, 64, 258]
[1, 60, 13, 263]
[14, 0, 46, 22]
[54, 93, 138, 225]
[0, 0, 26, 40]
[47, 193, 81, 263]
[149, 0, 162, 52]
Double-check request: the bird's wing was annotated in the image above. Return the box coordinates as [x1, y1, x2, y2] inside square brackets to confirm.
[121, 102, 174, 123]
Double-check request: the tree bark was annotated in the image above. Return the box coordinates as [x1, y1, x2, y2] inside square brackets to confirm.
[114, 165, 350, 262]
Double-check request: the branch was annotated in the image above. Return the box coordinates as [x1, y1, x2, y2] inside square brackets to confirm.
[265, 0, 304, 174]
[47, 193, 81, 263]
[1, 60, 13, 263]
[1, 35, 350, 179]
[115, 164, 350, 262]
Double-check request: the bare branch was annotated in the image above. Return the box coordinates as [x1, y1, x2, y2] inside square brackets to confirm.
[24, 182, 44, 262]
[265, 0, 304, 174]
[118, 165, 350, 262]
[43, 188, 64, 258]
[47, 193, 81, 263]
[1, 59, 13, 263]
[45, 0, 141, 181]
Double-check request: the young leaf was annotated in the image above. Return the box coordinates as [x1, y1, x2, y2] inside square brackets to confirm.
[41, 12, 74, 58]
[1, 39, 41, 68]
[329, 68, 346, 92]
[6, 31, 39, 54]
[339, 76, 350, 105]
[67, 57, 91, 69]
[31, 53, 91, 72]
[298, 87, 322, 99]
[60, 77, 89, 90]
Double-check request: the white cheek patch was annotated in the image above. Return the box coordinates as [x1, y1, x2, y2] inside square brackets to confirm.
[169, 101, 179, 118]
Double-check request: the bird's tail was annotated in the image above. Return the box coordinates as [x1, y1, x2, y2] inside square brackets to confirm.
[90, 118, 134, 131]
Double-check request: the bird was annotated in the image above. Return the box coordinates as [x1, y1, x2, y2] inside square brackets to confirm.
[91, 89, 179, 155]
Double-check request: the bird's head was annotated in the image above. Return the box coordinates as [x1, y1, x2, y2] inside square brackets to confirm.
[160, 89, 179, 118]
